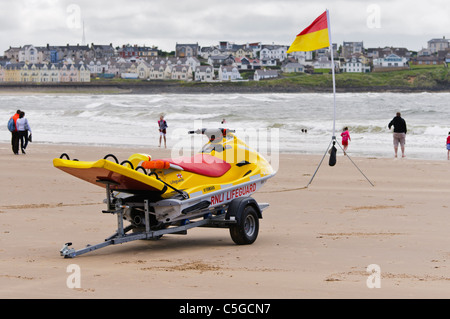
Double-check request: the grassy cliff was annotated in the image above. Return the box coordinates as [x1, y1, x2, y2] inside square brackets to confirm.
[291, 65, 450, 90]
[214, 65, 450, 92]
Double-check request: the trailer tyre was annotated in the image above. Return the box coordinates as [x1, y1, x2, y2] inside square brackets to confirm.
[229, 205, 259, 245]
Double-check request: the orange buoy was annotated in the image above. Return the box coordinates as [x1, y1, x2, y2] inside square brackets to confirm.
[142, 160, 170, 170]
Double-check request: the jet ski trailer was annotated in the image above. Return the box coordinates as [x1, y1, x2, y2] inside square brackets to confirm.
[60, 177, 271, 258]
[57, 128, 275, 258]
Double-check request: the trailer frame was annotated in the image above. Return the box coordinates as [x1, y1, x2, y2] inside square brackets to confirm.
[60, 180, 269, 258]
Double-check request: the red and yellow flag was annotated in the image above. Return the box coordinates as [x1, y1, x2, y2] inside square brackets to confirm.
[287, 11, 330, 53]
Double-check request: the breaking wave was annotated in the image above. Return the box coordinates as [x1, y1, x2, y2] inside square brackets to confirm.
[1, 92, 450, 160]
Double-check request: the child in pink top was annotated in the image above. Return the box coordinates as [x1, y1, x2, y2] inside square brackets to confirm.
[446, 132, 450, 160]
[341, 127, 351, 155]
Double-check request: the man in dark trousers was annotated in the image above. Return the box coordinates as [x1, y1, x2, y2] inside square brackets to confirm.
[10, 110, 21, 155]
[388, 112, 407, 158]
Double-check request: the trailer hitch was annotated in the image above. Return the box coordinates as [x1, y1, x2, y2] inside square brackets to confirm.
[60, 242, 75, 257]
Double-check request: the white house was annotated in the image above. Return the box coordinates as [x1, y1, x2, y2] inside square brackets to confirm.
[342, 57, 371, 73]
[170, 64, 193, 81]
[39, 64, 51, 82]
[373, 54, 408, 67]
[254, 69, 278, 81]
[260, 58, 277, 67]
[149, 64, 170, 80]
[194, 65, 215, 82]
[39, 63, 60, 82]
[20, 63, 39, 82]
[428, 37, 449, 53]
[48, 64, 60, 82]
[218, 66, 242, 81]
[288, 51, 313, 62]
[313, 56, 333, 69]
[281, 62, 304, 73]
[78, 63, 91, 82]
[137, 60, 151, 79]
[19, 45, 41, 64]
[87, 59, 110, 75]
[260, 45, 288, 62]
[179, 57, 201, 71]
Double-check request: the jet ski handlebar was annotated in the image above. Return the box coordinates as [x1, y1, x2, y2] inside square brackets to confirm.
[188, 128, 235, 135]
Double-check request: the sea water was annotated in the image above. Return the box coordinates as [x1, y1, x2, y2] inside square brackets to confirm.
[1, 92, 449, 161]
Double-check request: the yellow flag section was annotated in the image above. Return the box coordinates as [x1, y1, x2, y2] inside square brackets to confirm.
[287, 11, 330, 53]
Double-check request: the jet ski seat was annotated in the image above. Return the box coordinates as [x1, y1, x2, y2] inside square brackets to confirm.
[146, 154, 231, 178]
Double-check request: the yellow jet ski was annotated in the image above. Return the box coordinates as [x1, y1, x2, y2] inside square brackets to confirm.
[54, 128, 276, 258]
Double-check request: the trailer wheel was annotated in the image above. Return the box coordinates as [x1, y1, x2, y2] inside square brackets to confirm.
[229, 205, 259, 245]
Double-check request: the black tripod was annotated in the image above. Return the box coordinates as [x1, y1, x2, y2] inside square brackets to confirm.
[306, 135, 374, 188]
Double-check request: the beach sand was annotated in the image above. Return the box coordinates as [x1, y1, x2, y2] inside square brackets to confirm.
[1, 142, 450, 299]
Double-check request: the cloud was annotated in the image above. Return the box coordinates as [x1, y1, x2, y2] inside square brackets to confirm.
[0, 0, 449, 53]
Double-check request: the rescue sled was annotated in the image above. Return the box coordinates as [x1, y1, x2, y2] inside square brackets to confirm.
[54, 128, 276, 258]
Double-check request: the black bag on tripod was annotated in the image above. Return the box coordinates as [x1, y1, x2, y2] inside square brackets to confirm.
[329, 143, 337, 166]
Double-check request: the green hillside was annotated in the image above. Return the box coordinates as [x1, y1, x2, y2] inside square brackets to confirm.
[285, 65, 450, 89]
[173, 64, 450, 93]
[203, 65, 447, 91]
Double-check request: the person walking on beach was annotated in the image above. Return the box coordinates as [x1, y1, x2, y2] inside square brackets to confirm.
[446, 132, 450, 160]
[341, 127, 351, 155]
[16, 111, 31, 154]
[388, 112, 407, 158]
[158, 115, 168, 148]
[9, 109, 21, 155]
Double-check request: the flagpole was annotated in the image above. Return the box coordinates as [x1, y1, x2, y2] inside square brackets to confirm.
[326, 9, 337, 140]
[304, 10, 374, 187]
[307, 10, 338, 186]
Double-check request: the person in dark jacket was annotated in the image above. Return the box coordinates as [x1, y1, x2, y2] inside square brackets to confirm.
[388, 112, 407, 158]
[10, 109, 21, 155]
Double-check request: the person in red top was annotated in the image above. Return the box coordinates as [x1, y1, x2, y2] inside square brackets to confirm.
[341, 126, 351, 155]
[446, 132, 450, 160]
[10, 110, 21, 155]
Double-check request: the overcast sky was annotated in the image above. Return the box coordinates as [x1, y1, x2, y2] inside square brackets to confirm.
[1, 0, 449, 53]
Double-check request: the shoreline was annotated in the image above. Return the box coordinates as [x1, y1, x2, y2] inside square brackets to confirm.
[1, 140, 448, 163]
[1, 82, 450, 95]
